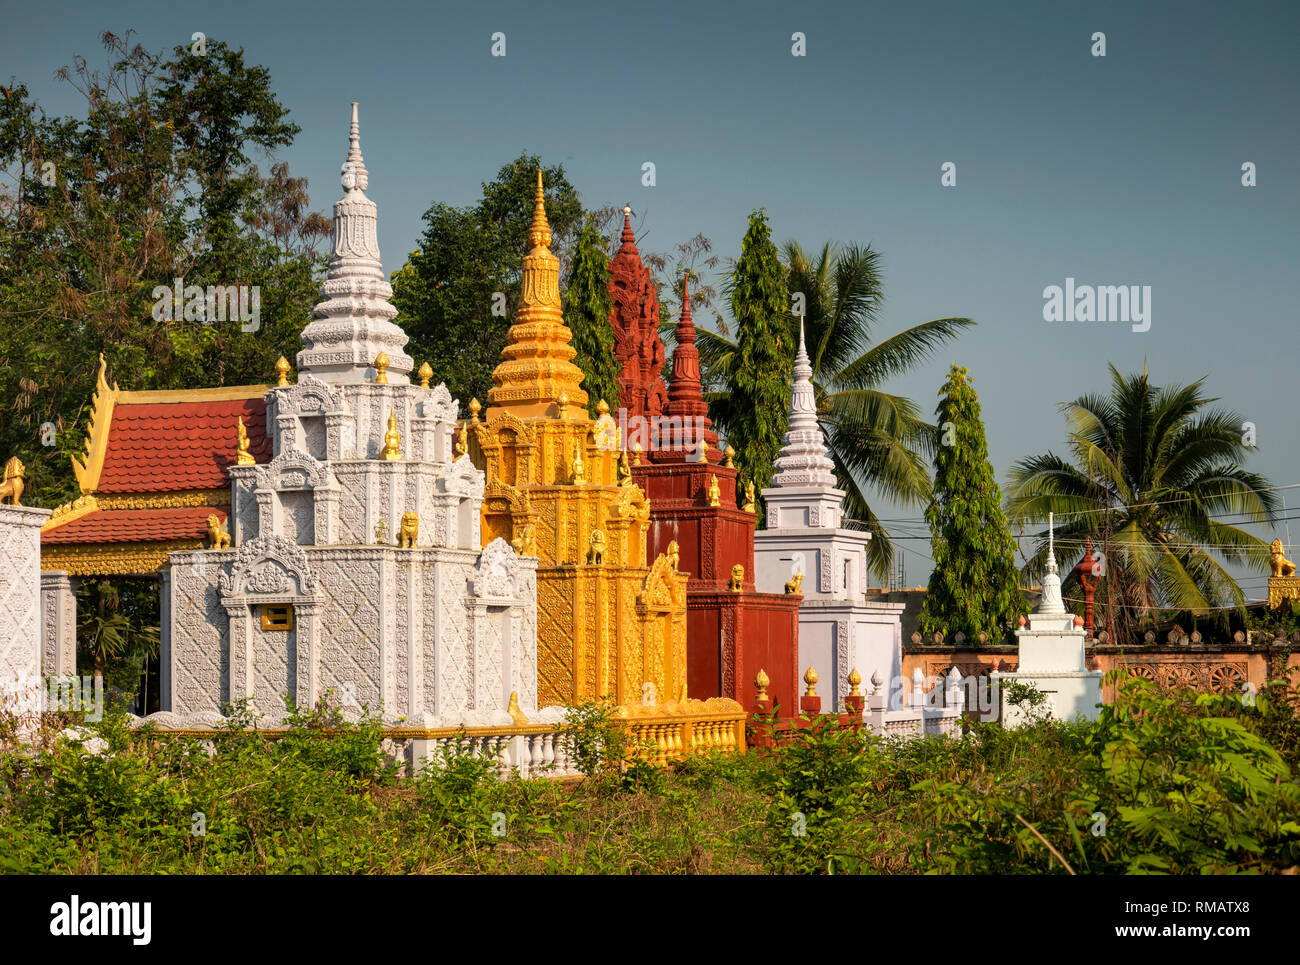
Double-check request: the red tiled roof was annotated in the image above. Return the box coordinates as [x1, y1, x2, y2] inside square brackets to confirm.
[42, 506, 227, 544]
[98, 397, 271, 493]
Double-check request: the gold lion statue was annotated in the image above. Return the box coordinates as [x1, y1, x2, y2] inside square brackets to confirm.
[206, 514, 231, 549]
[785, 571, 803, 594]
[729, 563, 744, 592]
[399, 511, 419, 548]
[0, 456, 24, 505]
[1271, 538, 1296, 577]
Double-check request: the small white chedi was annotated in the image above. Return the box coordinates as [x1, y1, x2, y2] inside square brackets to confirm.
[752, 321, 905, 710]
[158, 105, 539, 729]
[992, 513, 1103, 725]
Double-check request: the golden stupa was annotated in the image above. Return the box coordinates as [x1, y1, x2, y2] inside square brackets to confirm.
[470, 171, 688, 707]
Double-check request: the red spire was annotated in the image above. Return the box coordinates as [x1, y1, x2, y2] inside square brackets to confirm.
[664, 271, 717, 453]
[618, 206, 637, 252]
[608, 207, 666, 421]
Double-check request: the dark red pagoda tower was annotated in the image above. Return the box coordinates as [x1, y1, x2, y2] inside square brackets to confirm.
[612, 262, 801, 715]
[608, 207, 667, 421]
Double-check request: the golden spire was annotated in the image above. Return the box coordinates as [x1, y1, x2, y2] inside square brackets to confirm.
[274, 356, 292, 387]
[486, 169, 588, 418]
[468, 397, 481, 423]
[417, 362, 433, 389]
[374, 351, 390, 384]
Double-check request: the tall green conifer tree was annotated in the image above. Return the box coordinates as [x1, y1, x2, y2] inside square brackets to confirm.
[918, 365, 1025, 641]
[726, 209, 792, 502]
[564, 218, 620, 415]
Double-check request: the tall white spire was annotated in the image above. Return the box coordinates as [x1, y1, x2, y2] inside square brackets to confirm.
[298, 103, 412, 385]
[772, 319, 837, 488]
[1038, 511, 1066, 613]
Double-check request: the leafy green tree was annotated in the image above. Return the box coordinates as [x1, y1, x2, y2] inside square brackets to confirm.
[1005, 364, 1277, 640]
[0, 32, 327, 511]
[698, 240, 973, 577]
[391, 155, 583, 410]
[917, 365, 1025, 640]
[563, 218, 619, 414]
[718, 209, 791, 504]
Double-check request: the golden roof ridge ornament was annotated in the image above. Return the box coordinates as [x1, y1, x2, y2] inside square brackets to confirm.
[485, 169, 588, 418]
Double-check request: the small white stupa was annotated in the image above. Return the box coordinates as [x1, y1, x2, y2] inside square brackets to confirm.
[992, 513, 1103, 724]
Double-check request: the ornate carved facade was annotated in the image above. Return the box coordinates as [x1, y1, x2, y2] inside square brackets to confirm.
[471, 175, 689, 708]
[608, 208, 666, 422]
[158, 106, 537, 727]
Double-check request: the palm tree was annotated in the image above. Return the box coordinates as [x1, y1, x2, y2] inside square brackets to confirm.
[696, 240, 973, 579]
[1005, 364, 1278, 639]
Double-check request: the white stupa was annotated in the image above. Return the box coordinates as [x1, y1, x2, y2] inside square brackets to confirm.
[992, 513, 1103, 724]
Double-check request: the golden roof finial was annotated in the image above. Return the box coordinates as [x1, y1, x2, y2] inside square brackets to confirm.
[417, 361, 433, 389]
[803, 666, 819, 698]
[754, 668, 770, 701]
[529, 167, 552, 249]
[723, 444, 735, 468]
[848, 668, 862, 697]
[631, 442, 643, 466]
[468, 397, 481, 423]
[235, 416, 255, 466]
[374, 351, 390, 384]
[274, 356, 292, 387]
[596, 398, 609, 416]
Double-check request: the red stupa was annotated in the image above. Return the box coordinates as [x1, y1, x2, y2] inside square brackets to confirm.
[610, 252, 801, 714]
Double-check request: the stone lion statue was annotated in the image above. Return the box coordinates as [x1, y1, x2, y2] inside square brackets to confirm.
[399, 511, 419, 549]
[1271, 538, 1296, 577]
[0, 456, 24, 505]
[205, 514, 231, 549]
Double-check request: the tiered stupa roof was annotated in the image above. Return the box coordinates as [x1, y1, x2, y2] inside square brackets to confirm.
[608, 207, 667, 421]
[298, 103, 412, 385]
[486, 171, 588, 419]
[771, 321, 837, 488]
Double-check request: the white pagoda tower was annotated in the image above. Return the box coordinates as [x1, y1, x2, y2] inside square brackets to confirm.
[753, 322, 905, 711]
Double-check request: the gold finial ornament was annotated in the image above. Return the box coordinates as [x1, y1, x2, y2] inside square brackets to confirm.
[784, 571, 803, 594]
[274, 356, 292, 387]
[0, 456, 25, 506]
[399, 512, 419, 548]
[729, 563, 744, 592]
[803, 666, 819, 698]
[374, 351, 390, 384]
[571, 439, 586, 484]
[417, 362, 433, 389]
[631, 442, 643, 466]
[380, 410, 401, 460]
[707, 474, 721, 507]
[848, 668, 862, 697]
[454, 421, 469, 458]
[468, 397, 481, 423]
[723, 445, 735, 468]
[596, 398, 609, 416]
[742, 481, 756, 513]
[235, 417, 255, 466]
[754, 668, 770, 701]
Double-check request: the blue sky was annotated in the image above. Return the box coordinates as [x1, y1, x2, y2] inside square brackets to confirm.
[6, 0, 1298, 595]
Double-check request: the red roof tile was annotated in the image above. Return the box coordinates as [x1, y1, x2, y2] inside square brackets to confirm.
[42, 506, 227, 544]
[98, 398, 271, 493]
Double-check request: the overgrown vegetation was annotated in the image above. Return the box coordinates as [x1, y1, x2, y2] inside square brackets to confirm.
[2, 676, 1296, 874]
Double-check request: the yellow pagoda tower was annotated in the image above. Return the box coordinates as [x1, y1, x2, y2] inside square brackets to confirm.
[470, 172, 689, 708]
